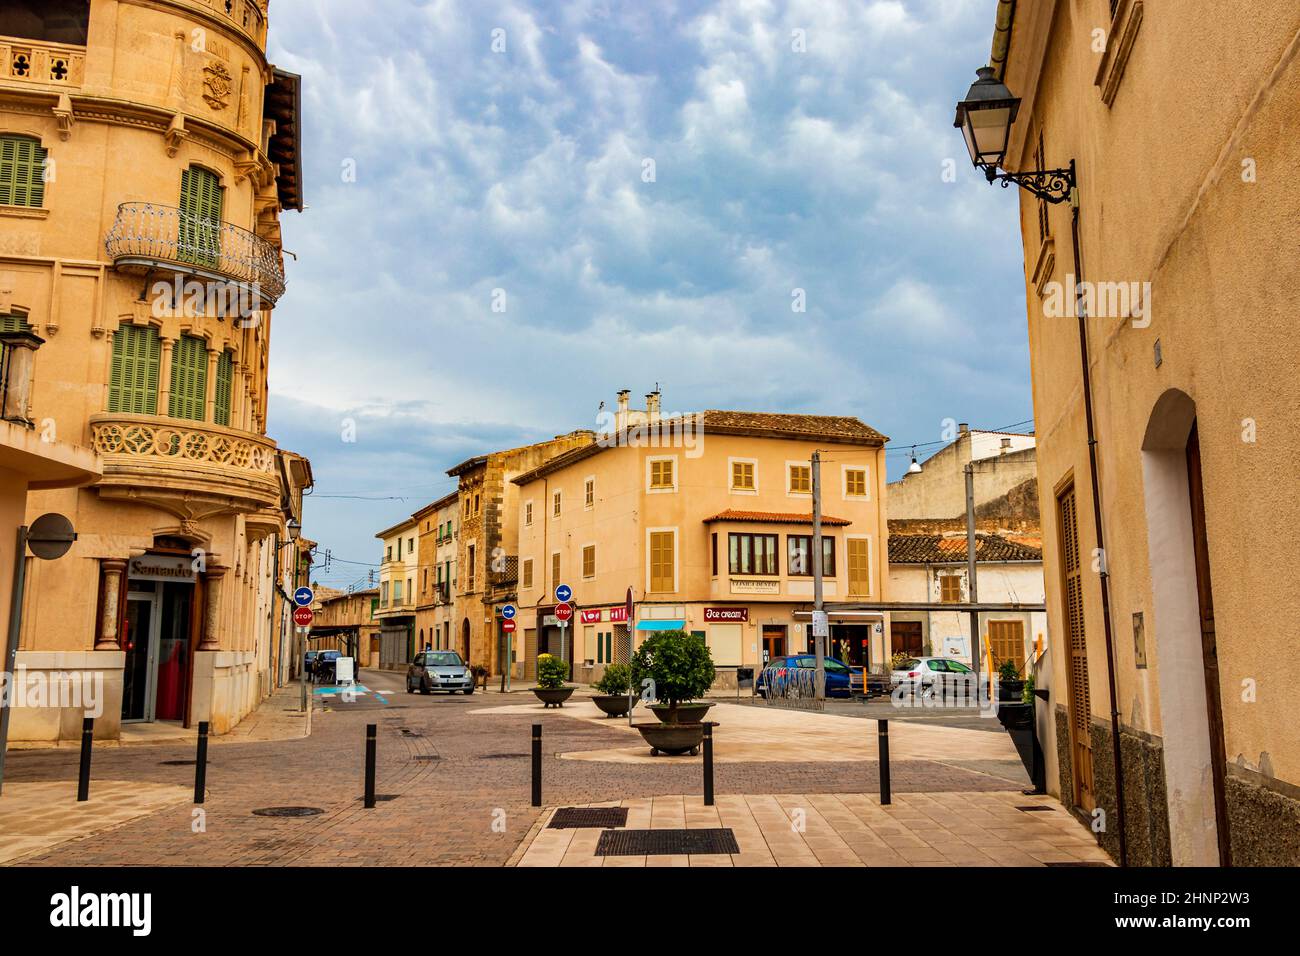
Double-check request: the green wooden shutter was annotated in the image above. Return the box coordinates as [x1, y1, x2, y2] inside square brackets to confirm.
[168, 334, 208, 421]
[0, 136, 47, 208]
[213, 350, 233, 426]
[108, 325, 161, 415]
[179, 167, 223, 267]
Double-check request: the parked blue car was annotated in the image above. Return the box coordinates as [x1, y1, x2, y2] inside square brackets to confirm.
[756, 655, 853, 699]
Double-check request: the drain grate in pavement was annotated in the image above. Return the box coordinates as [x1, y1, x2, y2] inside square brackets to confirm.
[595, 828, 739, 857]
[1015, 805, 1055, 812]
[480, 752, 528, 759]
[549, 807, 629, 829]
[252, 806, 324, 817]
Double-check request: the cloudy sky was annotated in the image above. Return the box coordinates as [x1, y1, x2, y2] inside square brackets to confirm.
[263, 0, 1031, 591]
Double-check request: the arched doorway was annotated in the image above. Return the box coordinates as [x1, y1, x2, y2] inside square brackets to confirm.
[461, 618, 471, 664]
[1141, 389, 1230, 866]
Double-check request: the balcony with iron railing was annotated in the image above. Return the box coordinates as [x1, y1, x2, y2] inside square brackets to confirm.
[105, 203, 287, 307]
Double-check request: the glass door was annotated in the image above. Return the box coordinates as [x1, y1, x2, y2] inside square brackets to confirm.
[122, 592, 160, 722]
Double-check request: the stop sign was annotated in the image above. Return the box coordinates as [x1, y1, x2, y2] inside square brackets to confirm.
[554, 602, 573, 622]
[293, 606, 313, 627]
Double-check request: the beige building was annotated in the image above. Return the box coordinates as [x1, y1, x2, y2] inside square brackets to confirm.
[976, 0, 1300, 864]
[887, 424, 1037, 521]
[413, 490, 457, 654]
[1, 0, 312, 741]
[312, 585, 378, 667]
[374, 516, 417, 668]
[512, 393, 890, 686]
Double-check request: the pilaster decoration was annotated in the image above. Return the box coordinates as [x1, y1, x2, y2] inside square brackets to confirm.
[164, 113, 187, 157]
[158, 336, 176, 416]
[53, 93, 75, 140]
[199, 565, 228, 652]
[1095, 0, 1144, 107]
[204, 347, 219, 421]
[96, 559, 128, 651]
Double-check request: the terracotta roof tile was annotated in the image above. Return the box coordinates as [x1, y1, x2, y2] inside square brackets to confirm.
[701, 410, 886, 444]
[888, 533, 1042, 564]
[703, 509, 852, 526]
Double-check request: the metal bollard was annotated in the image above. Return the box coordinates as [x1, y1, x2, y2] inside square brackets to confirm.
[364, 723, 377, 808]
[531, 723, 542, 807]
[194, 721, 209, 804]
[702, 723, 714, 806]
[877, 718, 891, 806]
[76, 716, 94, 802]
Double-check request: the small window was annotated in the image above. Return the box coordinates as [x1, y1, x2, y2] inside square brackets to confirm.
[521, 558, 533, 590]
[0, 135, 49, 208]
[733, 463, 754, 494]
[582, 545, 596, 579]
[473, 494, 480, 515]
[940, 575, 962, 604]
[524, 501, 533, 526]
[551, 552, 561, 588]
[845, 468, 868, 497]
[552, 491, 562, 517]
[584, 478, 594, 508]
[728, 533, 778, 576]
[788, 536, 835, 576]
[649, 458, 674, 490]
[711, 532, 718, 576]
[649, 531, 674, 592]
[788, 464, 811, 494]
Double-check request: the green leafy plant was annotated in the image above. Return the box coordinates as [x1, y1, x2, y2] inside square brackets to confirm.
[1022, 673, 1036, 705]
[998, 660, 1021, 682]
[630, 630, 715, 716]
[536, 653, 568, 689]
[593, 662, 632, 695]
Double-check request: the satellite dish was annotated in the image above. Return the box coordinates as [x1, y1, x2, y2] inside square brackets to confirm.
[27, 513, 76, 560]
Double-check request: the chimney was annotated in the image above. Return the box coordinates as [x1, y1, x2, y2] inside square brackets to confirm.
[646, 389, 661, 424]
[1000, 437, 1012, 454]
[616, 389, 630, 431]
[958, 422, 969, 436]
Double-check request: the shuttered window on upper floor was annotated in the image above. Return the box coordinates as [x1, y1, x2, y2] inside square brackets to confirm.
[0, 135, 48, 208]
[108, 324, 161, 415]
[179, 166, 223, 268]
[168, 334, 208, 421]
[213, 350, 234, 426]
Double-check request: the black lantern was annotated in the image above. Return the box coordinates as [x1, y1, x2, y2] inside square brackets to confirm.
[953, 66, 1020, 170]
[953, 66, 1075, 204]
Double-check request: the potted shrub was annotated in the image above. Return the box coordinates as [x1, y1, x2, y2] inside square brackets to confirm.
[591, 662, 636, 717]
[531, 653, 574, 708]
[630, 630, 716, 756]
[996, 660, 1025, 702]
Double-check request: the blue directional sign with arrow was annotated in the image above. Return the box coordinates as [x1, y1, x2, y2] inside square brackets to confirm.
[555, 584, 572, 603]
[294, 586, 314, 607]
[502, 604, 516, 620]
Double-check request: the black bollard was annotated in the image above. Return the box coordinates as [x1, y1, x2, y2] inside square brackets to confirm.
[877, 718, 891, 806]
[76, 716, 94, 802]
[702, 723, 714, 806]
[531, 723, 542, 807]
[364, 723, 377, 808]
[194, 721, 209, 804]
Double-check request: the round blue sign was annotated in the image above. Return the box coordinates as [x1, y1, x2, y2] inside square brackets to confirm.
[555, 584, 572, 603]
[293, 586, 314, 607]
[502, 604, 516, 620]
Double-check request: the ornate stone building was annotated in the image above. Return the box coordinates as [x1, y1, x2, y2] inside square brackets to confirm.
[1, 0, 311, 740]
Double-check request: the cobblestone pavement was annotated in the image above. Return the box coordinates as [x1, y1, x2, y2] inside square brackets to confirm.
[3, 670, 1051, 867]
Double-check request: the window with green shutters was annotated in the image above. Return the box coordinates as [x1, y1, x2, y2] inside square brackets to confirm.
[108, 325, 161, 415]
[213, 350, 233, 426]
[0, 311, 32, 374]
[168, 334, 208, 421]
[0, 136, 48, 208]
[178, 167, 223, 268]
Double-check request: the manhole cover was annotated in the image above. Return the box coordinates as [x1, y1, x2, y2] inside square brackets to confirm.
[251, 806, 324, 817]
[595, 828, 739, 857]
[480, 753, 528, 760]
[356, 794, 400, 802]
[550, 807, 628, 829]
[1015, 805, 1055, 812]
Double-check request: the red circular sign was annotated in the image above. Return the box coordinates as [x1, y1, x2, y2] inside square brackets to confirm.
[293, 606, 313, 627]
[502, 619, 517, 633]
[554, 602, 573, 622]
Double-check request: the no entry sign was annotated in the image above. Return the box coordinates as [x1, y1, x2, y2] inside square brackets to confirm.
[554, 602, 573, 622]
[502, 619, 517, 633]
[293, 606, 313, 627]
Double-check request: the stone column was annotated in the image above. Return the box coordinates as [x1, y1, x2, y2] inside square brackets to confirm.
[157, 335, 176, 416]
[95, 559, 127, 650]
[204, 346, 219, 422]
[200, 565, 227, 652]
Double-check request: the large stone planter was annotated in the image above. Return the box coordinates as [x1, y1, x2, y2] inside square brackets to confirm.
[533, 686, 575, 708]
[649, 702, 714, 724]
[592, 694, 636, 717]
[635, 721, 706, 756]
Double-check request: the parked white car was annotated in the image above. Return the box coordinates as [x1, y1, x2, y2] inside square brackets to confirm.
[890, 656, 974, 695]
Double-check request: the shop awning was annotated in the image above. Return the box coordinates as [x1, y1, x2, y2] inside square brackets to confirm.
[636, 620, 685, 631]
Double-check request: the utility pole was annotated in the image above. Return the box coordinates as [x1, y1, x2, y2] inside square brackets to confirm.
[965, 462, 981, 701]
[812, 451, 826, 700]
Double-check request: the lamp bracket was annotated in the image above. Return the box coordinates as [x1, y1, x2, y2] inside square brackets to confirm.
[982, 162, 1076, 204]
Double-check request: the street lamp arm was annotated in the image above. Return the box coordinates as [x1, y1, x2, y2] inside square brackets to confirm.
[982, 162, 1075, 204]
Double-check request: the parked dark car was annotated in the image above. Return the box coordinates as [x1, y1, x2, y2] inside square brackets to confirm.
[303, 650, 320, 680]
[406, 650, 474, 695]
[312, 650, 343, 684]
[756, 655, 853, 699]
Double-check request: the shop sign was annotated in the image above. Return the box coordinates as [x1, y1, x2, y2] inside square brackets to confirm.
[127, 553, 195, 583]
[579, 609, 603, 624]
[730, 578, 779, 595]
[703, 607, 748, 623]
[610, 605, 628, 623]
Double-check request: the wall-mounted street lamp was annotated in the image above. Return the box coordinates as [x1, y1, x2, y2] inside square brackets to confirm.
[953, 67, 1075, 205]
[286, 517, 301, 541]
[908, 446, 923, 475]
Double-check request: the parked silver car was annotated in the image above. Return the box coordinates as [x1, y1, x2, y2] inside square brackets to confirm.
[890, 656, 974, 695]
[406, 650, 474, 695]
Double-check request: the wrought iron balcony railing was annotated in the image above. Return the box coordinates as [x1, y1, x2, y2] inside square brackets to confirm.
[105, 202, 287, 306]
